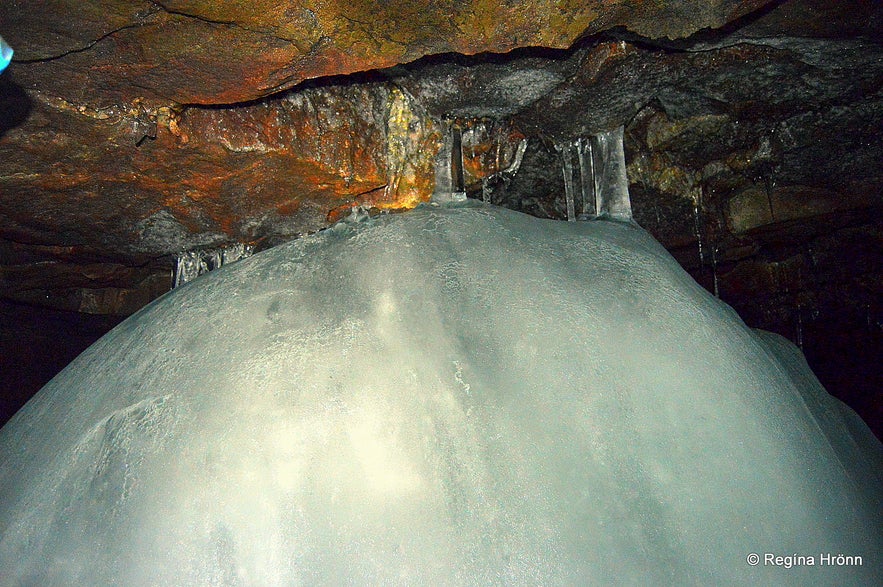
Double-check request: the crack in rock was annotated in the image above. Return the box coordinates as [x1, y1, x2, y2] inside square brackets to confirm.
[13, 21, 152, 64]
[148, 0, 297, 43]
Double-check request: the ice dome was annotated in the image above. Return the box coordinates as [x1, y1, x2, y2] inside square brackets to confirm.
[0, 203, 880, 585]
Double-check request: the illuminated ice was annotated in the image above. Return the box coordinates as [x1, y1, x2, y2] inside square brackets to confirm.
[0, 203, 880, 585]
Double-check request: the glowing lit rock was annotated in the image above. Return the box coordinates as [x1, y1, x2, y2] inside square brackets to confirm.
[0, 203, 880, 585]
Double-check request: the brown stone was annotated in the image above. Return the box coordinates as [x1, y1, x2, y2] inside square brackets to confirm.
[1, 1, 773, 106]
[0, 82, 439, 257]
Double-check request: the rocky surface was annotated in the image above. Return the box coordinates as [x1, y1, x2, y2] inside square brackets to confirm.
[1, 0, 769, 106]
[0, 0, 881, 435]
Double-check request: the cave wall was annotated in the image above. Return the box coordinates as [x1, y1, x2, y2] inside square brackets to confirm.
[0, 0, 881, 435]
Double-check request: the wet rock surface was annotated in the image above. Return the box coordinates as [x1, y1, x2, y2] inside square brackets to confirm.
[0, 0, 881, 436]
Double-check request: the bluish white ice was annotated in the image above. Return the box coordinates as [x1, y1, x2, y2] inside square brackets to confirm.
[0, 202, 880, 585]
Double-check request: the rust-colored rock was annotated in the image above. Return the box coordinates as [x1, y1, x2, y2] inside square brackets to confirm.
[1, 1, 773, 106]
[0, 82, 438, 256]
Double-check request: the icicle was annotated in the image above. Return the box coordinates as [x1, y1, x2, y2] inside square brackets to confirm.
[221, 243, 252, 265]
[576, 138, 596, 219]
[432, 120, 467, 203]
[433, 118, 529, 206]
[173, 252, 203, 288]
[557, 143, 577, 221]
[494, 131, 502, 176]
[205, 250, 222, 272]
[590, 126, 632, 221]
[173, 243, 254, 288]
[555, 126, 631, 222]
[450, 124, 467, 202]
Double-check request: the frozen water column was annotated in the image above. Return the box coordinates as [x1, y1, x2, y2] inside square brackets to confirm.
[558, 126, 632, 222]
[592, 126, 632, 220]
[433, 121, 468, 203]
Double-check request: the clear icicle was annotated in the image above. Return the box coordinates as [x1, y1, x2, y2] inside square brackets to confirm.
[556, 126, 631, 222]
[221, 243, 252, 265]
[558, 143, 577, 222]
[590, 126, 631, 221]
[577, 138, 596, 219]
[432, 121, 467, 203]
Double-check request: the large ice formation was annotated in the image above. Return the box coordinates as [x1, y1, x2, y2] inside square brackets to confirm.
[0, 203, 880, 585]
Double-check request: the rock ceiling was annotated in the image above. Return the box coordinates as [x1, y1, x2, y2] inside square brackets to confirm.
[0, 0, 881, 434]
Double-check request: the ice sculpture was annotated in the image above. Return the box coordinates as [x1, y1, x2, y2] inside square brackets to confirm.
[0, 203, 880, 585]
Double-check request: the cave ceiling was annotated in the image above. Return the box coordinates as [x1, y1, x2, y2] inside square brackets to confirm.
[0, 0, 881, 432]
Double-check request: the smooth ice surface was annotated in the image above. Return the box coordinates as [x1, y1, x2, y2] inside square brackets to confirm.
[0, 203, 881, 585]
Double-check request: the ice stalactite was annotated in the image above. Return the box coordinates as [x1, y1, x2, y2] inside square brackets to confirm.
[557, 140, 578, 221]
[432, 121, 468, 203]
[434, 119, 527, 206]
[556, 127, 632, 222]
[173, 243, 254, 288]
[589, 126, 632, 221]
